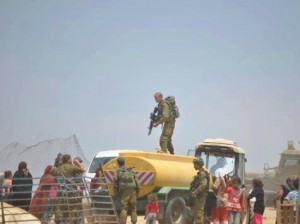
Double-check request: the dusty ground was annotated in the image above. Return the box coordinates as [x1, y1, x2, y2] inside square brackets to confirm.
[262, 207, 276, 224]
[126, 206, 276, 224]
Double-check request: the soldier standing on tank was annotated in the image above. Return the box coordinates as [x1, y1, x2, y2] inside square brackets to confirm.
[153, 92, 176, 154]
[191, 158, 209, 224]
[113, 157, 140, 224]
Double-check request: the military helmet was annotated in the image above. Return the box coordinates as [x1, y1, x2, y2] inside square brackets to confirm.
[117, 157, 125, 164]
[193, 157, 204, 166]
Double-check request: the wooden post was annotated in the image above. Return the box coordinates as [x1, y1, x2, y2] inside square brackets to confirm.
[276, 200, 281, 224]
[276, 200, 300, 224]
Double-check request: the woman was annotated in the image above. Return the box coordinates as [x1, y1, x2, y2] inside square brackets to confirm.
[29, 165, 57, 221]
[273, 175, 296, 206]
[284, 176, 299, 211]
[247, 178, 265, 224]
[11, 161, 33, 211]
[90, 166, 107, 195]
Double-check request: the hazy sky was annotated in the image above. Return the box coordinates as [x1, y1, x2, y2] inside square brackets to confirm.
[1, 1, 299, 171]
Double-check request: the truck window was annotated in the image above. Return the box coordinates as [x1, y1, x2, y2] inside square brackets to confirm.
[283, 158, 300, 167]
[88, 157, 115, 173]
[199, 154, 235, 176]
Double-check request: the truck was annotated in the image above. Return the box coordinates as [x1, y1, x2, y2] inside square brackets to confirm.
[262, 141, 300, 204]
[85, 149, 142, 182]
[102, 138, 247, 224]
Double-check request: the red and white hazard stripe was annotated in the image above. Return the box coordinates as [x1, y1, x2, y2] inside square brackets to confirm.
[104, 171, 154, 186]
[136, 172, 154, 185]
[104, 171, 115, 184]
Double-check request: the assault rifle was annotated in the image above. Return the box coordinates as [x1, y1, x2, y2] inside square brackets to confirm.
[187, 175, 201, 207]
[148, 106, 158, 135]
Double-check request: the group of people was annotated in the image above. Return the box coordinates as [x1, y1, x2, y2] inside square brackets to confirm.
[195, 157, 300, 224]
[2, 92, 298, 224]
[190, 157, 265, 224]
[1, 154, 86, 224]
[1, 161, 33, 211]
[112, 155, 264, 224]
[274, 175, 300, 210]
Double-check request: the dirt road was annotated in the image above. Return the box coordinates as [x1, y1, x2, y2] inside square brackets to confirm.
[126, 206, 276, 224]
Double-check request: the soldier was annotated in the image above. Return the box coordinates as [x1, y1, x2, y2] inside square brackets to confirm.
[73, 156, 85, 224]
[113, 157, 140, 224]
[59, 154, 85, 224]
[153, 92, 177, 154]
[54, 153, 63, 168]
[191, 158, 209, 224]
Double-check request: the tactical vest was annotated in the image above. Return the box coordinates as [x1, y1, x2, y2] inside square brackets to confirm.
[117, 168, 137, 191]
[164, 96, 180, 120]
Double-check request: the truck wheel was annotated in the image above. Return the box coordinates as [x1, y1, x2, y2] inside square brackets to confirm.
[165, 197, 188, 224]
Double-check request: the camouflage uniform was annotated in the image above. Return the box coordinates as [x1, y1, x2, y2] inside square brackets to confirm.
[54, 177, 65, 224]
[59, 163, 84, 224]
[192, 159, 209, 224]
[193, 168, 208, 224]
[157, 100, 175, 154]
[50, 167, 64, 224]
[113, 166, 140, 224]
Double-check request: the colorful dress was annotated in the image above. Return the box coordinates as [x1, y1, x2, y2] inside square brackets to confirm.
[226, 187, 244, 224]
[30, 172, 56, 219]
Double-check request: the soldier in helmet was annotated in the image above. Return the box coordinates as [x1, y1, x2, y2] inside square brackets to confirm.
[153, 92, 177, 154]
[191, 157, 209, 224]
[113, 157, 140, 224]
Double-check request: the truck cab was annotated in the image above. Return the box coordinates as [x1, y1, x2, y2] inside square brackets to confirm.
[274, 141, 300, 184]
[263, 141, 300, 203]
[85, 149, 142, 183]
[193, 138, 246, 183]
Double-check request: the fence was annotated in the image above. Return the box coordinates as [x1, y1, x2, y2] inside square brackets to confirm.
[276, 200, 300, 224]
[1, 176, 118, 224]
[0, 135, 89, 181]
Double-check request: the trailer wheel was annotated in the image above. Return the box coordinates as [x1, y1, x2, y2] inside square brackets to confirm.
[165, 197, 188, 224]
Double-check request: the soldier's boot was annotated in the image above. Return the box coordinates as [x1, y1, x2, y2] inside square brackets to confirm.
[168, 148, 175, 154]
[167, 141, 175, 154]
[156, 148, 167, 154]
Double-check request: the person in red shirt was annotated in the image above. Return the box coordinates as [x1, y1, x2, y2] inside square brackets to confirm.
[144, 193, 159, 224]
[226, 175, 246, 224]
[89, 166, 107, 195]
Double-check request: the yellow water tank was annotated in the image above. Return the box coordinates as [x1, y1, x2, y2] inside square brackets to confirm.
[102, 152, 198, 198]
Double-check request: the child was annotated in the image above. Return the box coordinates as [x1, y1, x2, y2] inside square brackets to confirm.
[2, 170, 13, 201]
[144, 193, 159, 224]
[247, 178, 265, 224]
[226, 175, 246, 224]
[211, 172, 229, 224]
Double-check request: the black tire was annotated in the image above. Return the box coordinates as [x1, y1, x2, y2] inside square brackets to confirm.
[165, 197, 188, 224]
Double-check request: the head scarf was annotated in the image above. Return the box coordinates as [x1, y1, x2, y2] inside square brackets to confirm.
[44, 165, 53, 174]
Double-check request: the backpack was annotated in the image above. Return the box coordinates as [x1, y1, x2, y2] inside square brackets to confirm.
[117, 168, 137, 190]
[164, 96, 180, 119]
